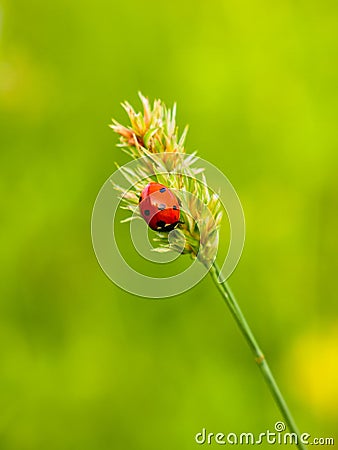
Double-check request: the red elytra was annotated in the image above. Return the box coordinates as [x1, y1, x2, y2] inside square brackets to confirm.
[139, 182, 180, 231]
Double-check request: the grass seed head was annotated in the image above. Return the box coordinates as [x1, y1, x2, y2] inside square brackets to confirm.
[111, 93, 223, 266]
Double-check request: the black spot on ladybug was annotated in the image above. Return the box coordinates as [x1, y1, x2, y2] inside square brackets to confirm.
[156, 220, 166, 229]
[159, 187, 166, 193]
[144, 209, 150, 216]
[173, 205, 178, 210]
[158, 203, 166, 210]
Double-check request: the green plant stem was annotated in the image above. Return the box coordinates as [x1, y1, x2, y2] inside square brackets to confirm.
[210, 261, 306, 450]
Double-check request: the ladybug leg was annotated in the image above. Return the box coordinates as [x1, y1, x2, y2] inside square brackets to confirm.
[163, 224, 175, 232]
[162, 221, 182, 232]
[156, 220, 167, 231]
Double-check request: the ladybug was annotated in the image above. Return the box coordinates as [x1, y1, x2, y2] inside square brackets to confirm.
[139, 182, 180, 231]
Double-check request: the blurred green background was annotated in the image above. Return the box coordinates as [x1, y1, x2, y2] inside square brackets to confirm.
[1, 0, 338, 449]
